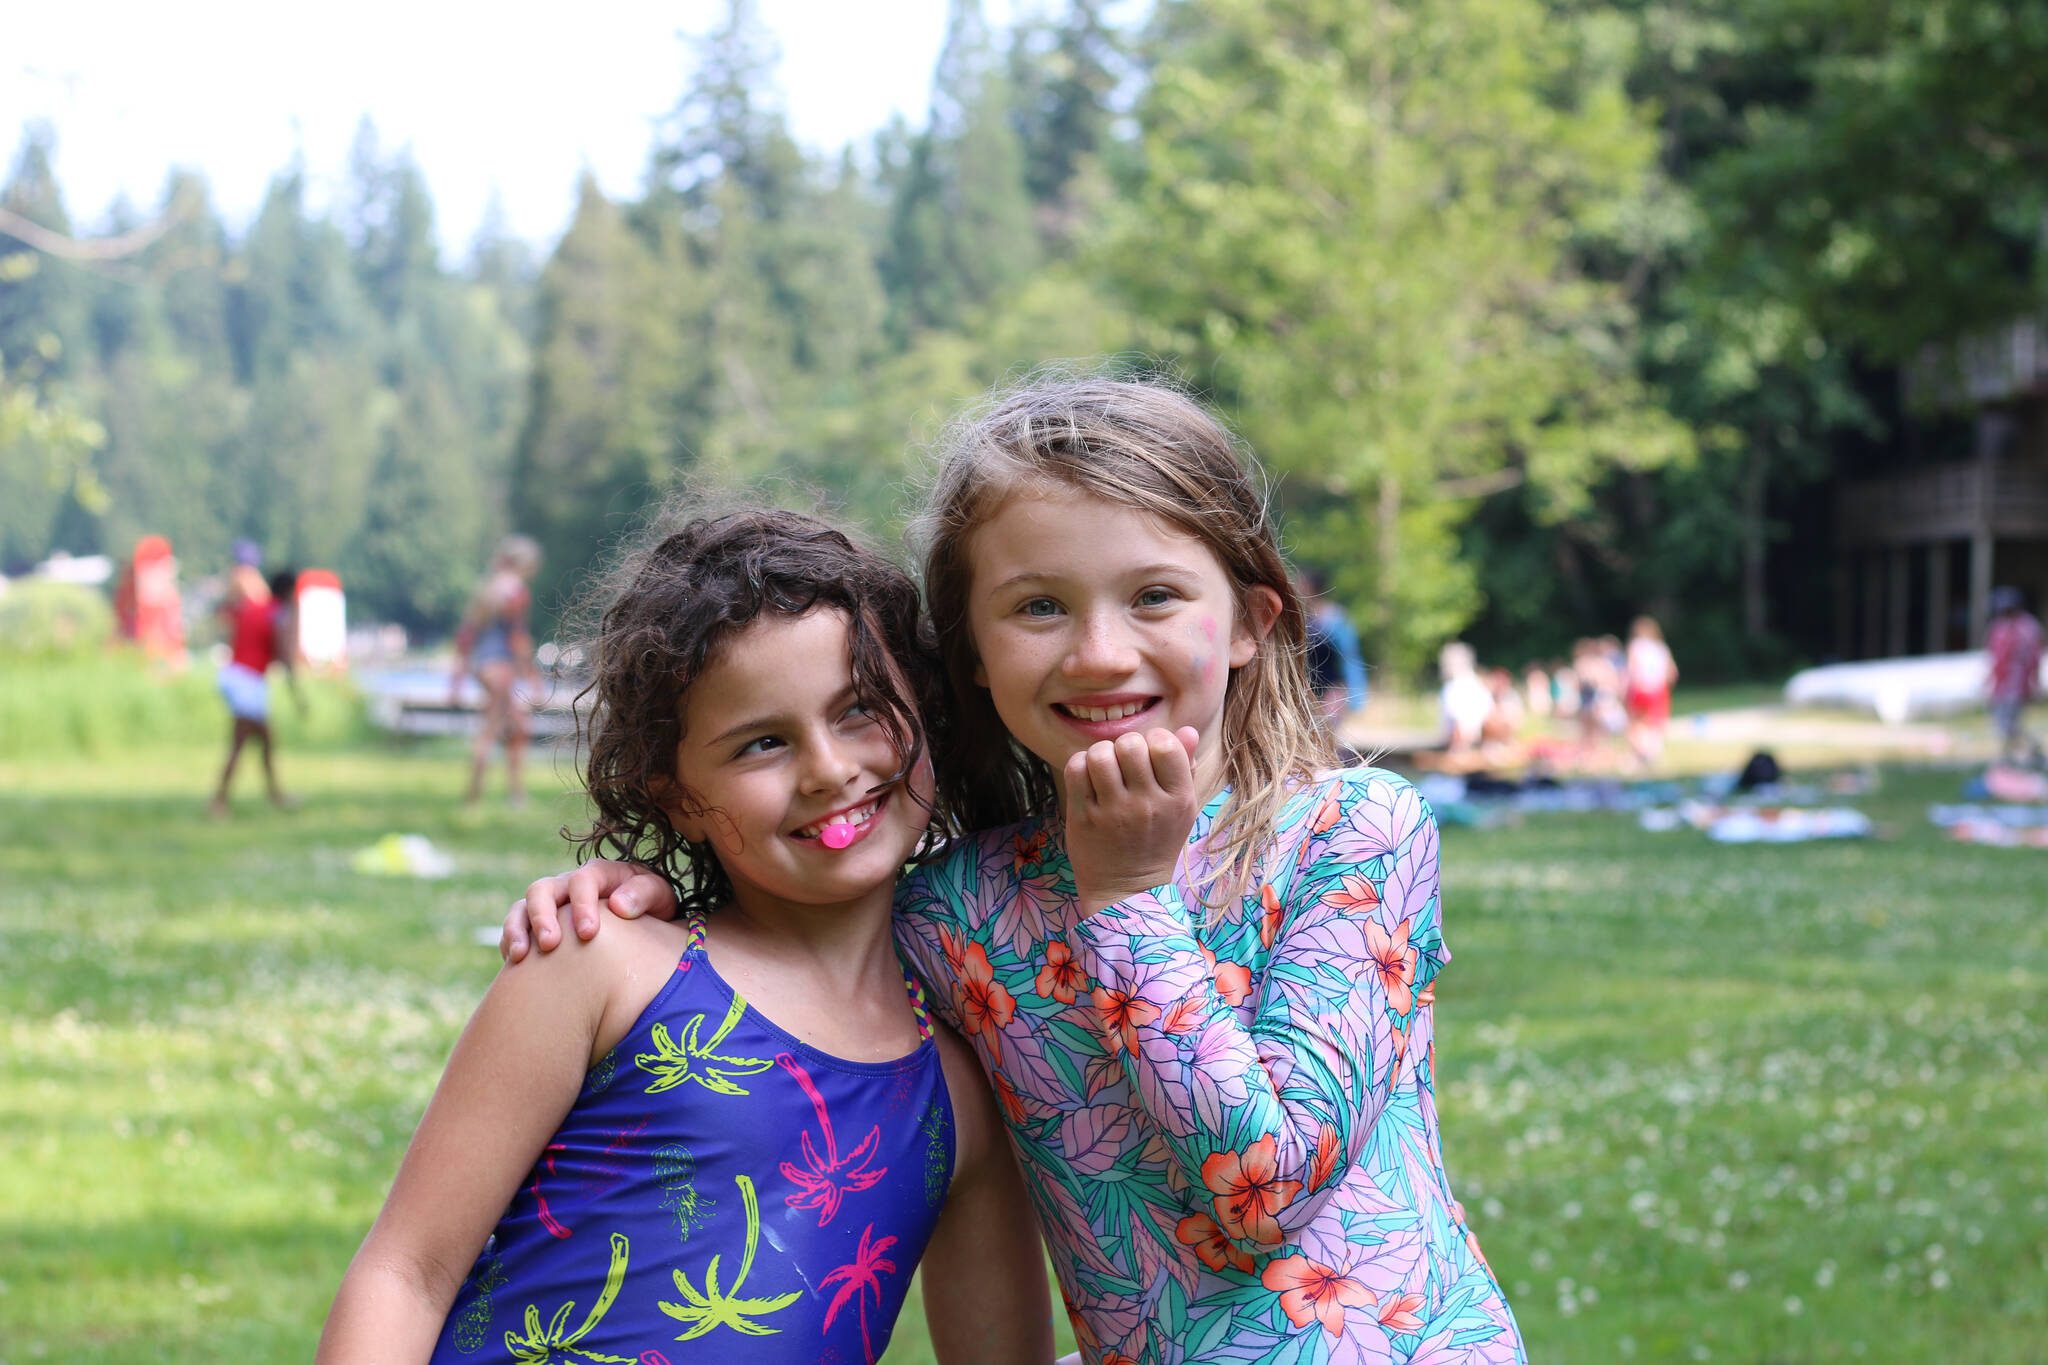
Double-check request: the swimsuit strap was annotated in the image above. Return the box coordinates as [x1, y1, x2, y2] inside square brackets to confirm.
[680, 911, 709, 959]
[898, 960, 935, 1042]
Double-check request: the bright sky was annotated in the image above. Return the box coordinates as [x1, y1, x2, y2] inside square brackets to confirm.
[5, 1, 1019, 257]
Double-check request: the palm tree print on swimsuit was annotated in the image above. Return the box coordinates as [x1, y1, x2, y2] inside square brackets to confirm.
[775, 1053, 887, 1225]
[635, 994, 775, 1097]
[501, 1231, 636, 1364]
[659, 1173, 803, 1343]
[820, 1222, 901, 1365]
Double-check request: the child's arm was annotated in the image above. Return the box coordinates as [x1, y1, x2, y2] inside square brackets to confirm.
[919, 1024, 1055, 1364]
[276, 604, 308, 715]
[315, 928, 620, 1361]
[1065, 739, 1444, 1258]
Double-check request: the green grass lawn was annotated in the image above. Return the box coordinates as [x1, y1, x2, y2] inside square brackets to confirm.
[3, 731, 2044, 1361]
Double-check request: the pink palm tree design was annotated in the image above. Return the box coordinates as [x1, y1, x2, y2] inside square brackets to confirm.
[820, 1222, 900, 1364]
[529, 1141, 572, 1239]
[776, 1053, 887, 1227]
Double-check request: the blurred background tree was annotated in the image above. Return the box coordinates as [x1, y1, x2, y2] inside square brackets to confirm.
[1, 0, 2042, 678]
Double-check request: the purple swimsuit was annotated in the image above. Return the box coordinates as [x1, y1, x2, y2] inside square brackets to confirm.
[431, 915, 955, 1364]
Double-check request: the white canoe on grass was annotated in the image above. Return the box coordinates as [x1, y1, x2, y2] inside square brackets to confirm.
[1783, 650, 2045, 723]
[356, 664, 583, 737]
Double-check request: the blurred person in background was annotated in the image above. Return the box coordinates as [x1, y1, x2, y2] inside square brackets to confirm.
[452, 535, 541, 807]
[1439, 640, 1493, 756]
[1299, 567, 1368, 729]
[1482, 666, 1525, 755]
[1986, 587, 2043, 765]
[209, 552, 303, 816]
[1522, 660, 1553, 721]
[1571, 637, 1623, 767]
[1624, 615, 1679, 769]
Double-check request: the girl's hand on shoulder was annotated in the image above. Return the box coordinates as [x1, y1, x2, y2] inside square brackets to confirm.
[500, 859, 678, 962]
[1064, 726, 1200, 917]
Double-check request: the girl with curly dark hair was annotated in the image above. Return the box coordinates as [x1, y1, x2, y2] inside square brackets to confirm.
[320, 506, 1050, 1364]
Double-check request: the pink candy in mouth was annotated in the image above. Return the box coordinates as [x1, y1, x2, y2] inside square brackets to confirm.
[818, 823, 858, 850]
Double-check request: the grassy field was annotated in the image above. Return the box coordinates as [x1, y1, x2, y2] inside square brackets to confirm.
[3, 708, 2045, 1360]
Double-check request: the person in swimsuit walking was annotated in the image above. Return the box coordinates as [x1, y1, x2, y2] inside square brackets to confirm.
[453, 534, 542, 807]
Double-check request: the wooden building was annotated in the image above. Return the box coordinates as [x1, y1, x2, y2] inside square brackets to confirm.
[1835, 321, 2048, 657]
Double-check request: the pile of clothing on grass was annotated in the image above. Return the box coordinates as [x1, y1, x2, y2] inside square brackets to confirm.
[1931, 764, 2048, 848]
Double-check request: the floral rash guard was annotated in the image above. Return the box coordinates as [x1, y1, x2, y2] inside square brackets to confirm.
[894, 767, 1525, 1365]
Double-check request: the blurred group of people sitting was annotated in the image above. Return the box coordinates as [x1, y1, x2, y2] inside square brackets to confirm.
[1438, 616, 1679, 772]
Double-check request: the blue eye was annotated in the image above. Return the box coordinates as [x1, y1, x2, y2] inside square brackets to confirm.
[1136, 586, 1177, 608]
[1020, 597, 1061, 618]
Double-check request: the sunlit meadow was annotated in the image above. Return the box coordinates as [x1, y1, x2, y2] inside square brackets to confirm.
[2, 669, 2043, 1361]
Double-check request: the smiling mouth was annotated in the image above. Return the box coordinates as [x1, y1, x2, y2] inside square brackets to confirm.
[1055, 699, 1158, 723]
[793, 793, 887, 841]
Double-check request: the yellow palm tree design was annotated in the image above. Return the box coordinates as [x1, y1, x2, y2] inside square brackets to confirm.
[659, 1174, 803, 1342]
[501, 1231, 636, 1364]
[635, 994, 776, 1097]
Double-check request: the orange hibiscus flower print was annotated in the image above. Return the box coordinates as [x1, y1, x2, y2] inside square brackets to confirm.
[1200, 1135, 1302, 1246]
[1260, 1253, 1375, 1337]
[1035, 937, 1086, 1004]
[1092, 984, 1160, 1057]
[993, 1069, 1028, 1125]
[1365, 915, 1417, 1016]
[1377, 1290, 1425, 1333]
[955, 941, 1016, 1055]
[1012, 826, 1050, 871]
[1323, 871, 1382, 915]
[1174, 1211, 1256, 1274]
[1308, 1122, 1340, 1191]
[1196, 943, 1253, 1006]
[1259, 883, 1285, 950]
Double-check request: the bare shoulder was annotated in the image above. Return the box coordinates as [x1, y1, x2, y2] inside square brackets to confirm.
[494, 912, 691, 1052]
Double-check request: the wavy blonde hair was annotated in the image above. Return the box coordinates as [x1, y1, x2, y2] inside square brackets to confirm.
[914, 370, 1334, 913]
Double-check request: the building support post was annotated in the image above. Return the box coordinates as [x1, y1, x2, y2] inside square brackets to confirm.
[1925, 540, 1951, 654]
[1832, 560, 1853, 660]
[1968, 530, 1994, 646]
[1861, 552, 1884, 659]
[1887, 547, 1911, 656]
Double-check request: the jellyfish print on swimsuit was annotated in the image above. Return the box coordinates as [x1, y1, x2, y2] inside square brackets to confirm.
[652, 1143, 715, 1242]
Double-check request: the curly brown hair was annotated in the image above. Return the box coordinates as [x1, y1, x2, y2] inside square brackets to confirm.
[571, 504, 950, 916]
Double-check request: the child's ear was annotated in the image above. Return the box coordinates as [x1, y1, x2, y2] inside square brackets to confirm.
[668, 801, 709, 844]
[651, 772, 707, 843]
[1229, 585, 1284, 668]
